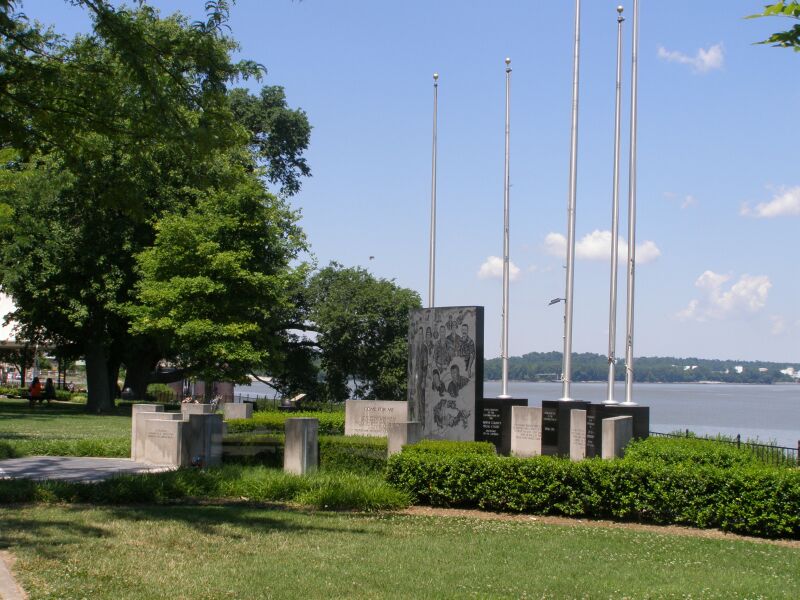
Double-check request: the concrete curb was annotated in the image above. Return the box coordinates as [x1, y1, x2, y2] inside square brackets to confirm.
[0, 551, 26, 600]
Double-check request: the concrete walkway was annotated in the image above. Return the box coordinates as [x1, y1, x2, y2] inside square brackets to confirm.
[0, 456, 175, 483]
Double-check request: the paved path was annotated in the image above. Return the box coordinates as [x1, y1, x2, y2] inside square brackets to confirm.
[0, 456, 174, 483]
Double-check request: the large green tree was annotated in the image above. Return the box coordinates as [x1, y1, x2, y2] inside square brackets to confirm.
[303, 264, 421, 401]
[0, 4, 312, 411]
[129, 159, 307, 398]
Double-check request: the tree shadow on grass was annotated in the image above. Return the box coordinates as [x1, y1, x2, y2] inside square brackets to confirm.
[96, 503, 379, 539]
[0, 512, 109, 560]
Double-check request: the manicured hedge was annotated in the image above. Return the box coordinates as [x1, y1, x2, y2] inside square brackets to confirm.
[385, 452, 800, 539]
[403, 440, 496, 456]
[226, 411, 345, 435]
[624, 436, 772, 468]
[222, 433, 387, 474]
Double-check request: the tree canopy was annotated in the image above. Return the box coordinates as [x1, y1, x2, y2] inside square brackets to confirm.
[0, 2, 313, 411]
[749, 2, 800, 50]
[303, 264, 421, 401]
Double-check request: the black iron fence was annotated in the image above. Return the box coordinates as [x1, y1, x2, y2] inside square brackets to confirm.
[650, 430, 799, 467]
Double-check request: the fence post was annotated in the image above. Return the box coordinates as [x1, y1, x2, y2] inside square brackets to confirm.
[736, 433, 740, 449]
[685, 429, 689, 438]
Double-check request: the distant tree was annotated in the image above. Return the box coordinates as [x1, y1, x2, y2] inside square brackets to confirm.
[749, 2, 800, 50]
[304, 264, 421, 401]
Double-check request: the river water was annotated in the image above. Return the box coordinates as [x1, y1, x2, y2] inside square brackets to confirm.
[233, 381, 800, 449]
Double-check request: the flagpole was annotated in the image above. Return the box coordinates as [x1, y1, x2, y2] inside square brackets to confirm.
[428, 72, 439, 308]
[604, 6, 625, 405]
[500, 57, 512, 399]
[561, 0, 582, 402]
[623, 0, 640, 406]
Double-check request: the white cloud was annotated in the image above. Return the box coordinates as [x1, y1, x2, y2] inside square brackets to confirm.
[658, 43, 724, 73]
[664, 192, 697, 209]
[681, 195, 696, 209]
[740, 186, 800, 218]
[477, 256, 520, 281]
[677, 271, 771, 321]
[769, 315, 786, 336]
[543, 230, 661, 264]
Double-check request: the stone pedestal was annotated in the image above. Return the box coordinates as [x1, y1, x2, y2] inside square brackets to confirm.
[187, 413, 224, 467]
[223, 402, 253, 420]
[602, 405, 650, 441]
[569, 409, 587, 461]
[181, 403, 215, 419]
[143, 416, 188, 466]
[131, 404, 163, 461]
[541, 400, 590, 456]
[284, 418, 319, 475]
[476, 398, 527, 455]
[602, 415, 633, 459]
[387, 421, 422, 456]
[345, 400, 409, 437]
[510, 406, 542, 457]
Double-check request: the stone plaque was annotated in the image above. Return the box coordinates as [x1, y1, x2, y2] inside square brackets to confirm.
[602, 415, 633, 459]
[407, 306, 483, 441]
[344, 400, 409, 437]
[570, 409, 587, 461]
[143, 417, 187, 466]
[223, 402, 253, 420]
[586, 404, 609, 457]
[602, 405, 650, 442]
[558, 400, 590, 456]
[284, 418, 319, 475]
[387, 421, 422, 456]
[510, 406, 542, 457]
[541, 401, 560, 455]
[477, 398, 526, 455]
[131, 404, 163, 461]
[181, 403, 215, 419]
[187, 413, 224, 467]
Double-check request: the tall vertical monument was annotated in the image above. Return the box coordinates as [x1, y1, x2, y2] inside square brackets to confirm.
[407, 306, 483, 441]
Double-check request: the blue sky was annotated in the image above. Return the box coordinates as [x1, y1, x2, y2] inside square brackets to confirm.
[14, 1, 800, 363]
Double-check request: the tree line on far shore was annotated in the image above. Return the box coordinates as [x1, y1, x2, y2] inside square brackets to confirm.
[484, 352, 800, 384]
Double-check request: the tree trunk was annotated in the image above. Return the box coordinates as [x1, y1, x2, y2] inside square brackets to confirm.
[20, 366, 27, 388]
[85, 342, 114, 413]
[122, 354, 161, 399]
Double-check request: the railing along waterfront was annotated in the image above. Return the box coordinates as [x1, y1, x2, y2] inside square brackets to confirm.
[650, 430, 799, 467]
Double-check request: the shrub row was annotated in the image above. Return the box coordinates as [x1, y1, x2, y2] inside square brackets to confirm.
[226, 411, 345, 435]
[0, 438, 130, 460]
[385, 452, 800, 539]
[222, 433, 388, 475]
[623, 436, 769, 469]
[0, 465, 409, 511]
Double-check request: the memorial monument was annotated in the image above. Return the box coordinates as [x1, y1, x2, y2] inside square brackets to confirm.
[407, 306, 483, 441]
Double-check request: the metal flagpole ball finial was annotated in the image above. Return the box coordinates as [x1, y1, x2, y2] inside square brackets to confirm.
[617, 5, 624, 21]
[617, 5, 624, 13]
[433, 72, 439, 81]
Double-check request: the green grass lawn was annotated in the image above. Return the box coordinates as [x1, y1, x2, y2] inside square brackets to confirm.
[1, 504, 798, 599]
[0, 399, 132, 457]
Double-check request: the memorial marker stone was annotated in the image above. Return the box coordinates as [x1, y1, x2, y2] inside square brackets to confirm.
[602, 415, 633, 459]
[143, 417, 188, 466]
[223, 402, 253, 420]
[570, 409, 587, 461]
[131, 404, 163, 461]
[387, 421, 422, 456]
[510, 406, 542, 457]
[477, 398, 526, 455]
[344, 400, 409, 437]
[284, 418, 319, 475]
